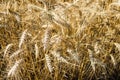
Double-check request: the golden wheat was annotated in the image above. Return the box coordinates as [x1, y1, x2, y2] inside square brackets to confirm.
[0, 0, 120, 80]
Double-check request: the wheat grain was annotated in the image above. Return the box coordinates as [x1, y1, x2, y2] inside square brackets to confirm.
[94, 42, 100, 54]
[114, 43, 120, 52]
[110, 54, 116, 67]
[35, 43, 39, 59]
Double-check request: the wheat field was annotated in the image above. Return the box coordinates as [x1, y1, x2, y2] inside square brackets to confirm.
[0, 0, 120, 80]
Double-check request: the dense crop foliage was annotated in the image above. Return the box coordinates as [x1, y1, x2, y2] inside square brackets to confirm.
[0, 0, 120, 80]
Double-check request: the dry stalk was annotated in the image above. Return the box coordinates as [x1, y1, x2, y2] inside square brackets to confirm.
[31, 31, 40, 42]
[94, 42, 100, 54]
[28, 4, 47, 12]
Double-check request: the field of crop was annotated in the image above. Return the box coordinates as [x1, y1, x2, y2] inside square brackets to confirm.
[0, 0, 120, 80]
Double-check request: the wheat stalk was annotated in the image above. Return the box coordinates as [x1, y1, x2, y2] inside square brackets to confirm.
[28, 4, 47, 12]
[31, 31, 40, 42]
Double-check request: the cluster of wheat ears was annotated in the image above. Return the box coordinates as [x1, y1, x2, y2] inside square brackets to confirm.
[0, 0, 120, 80]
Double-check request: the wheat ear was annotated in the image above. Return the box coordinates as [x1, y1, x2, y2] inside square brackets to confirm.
[45, 54, 53, 73]
[114, 43, 120, 53]
[8, 59, 23, 77]
[110, 54, 116, 67]
[88, 49, 95, 71]
[67, 48, 79, 63]
[10, 49, 23, 59]
[19, 29, 27, 49]
[35, 43, 39, 59]
[51, 51, 68, 63]
[42, 29, 51, 51]
[4, 43, 13, 57]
